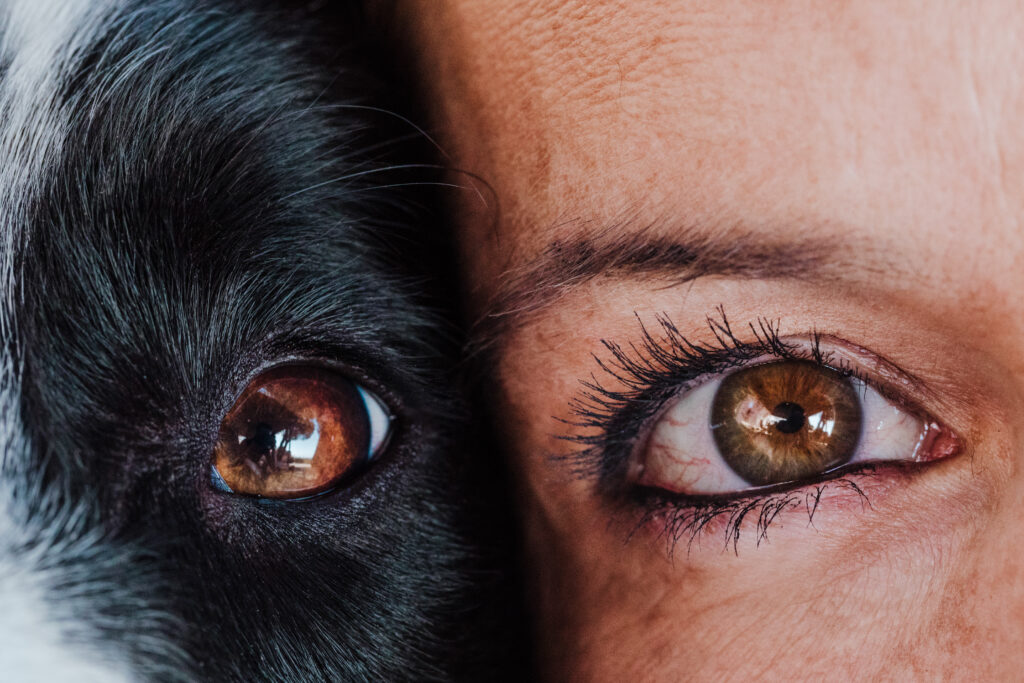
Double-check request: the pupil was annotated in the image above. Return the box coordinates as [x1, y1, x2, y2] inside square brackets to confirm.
[251, 422, 278, 453]
[772, 401, 806, 434]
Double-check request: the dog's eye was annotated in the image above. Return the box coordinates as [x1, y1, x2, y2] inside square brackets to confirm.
[210, 366, 391, 499]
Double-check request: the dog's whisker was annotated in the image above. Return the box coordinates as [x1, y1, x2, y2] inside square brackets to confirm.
[279, 163, 448, 200]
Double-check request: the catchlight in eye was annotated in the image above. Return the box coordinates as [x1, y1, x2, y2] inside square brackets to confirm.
[210, 366, 392, 499]
[710, 360, 862, 486]
[635, 357, 953, 496]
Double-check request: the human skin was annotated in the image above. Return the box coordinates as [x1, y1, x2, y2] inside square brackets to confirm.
[400, 1, 1024, 679]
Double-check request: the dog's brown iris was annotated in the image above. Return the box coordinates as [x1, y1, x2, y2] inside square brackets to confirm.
[710, 360, 862, 486]
[212, 367, 370, 498]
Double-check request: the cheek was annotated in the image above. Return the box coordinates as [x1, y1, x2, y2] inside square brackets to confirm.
[573, 517, 981, 679]
[926, 475, 1024, 675]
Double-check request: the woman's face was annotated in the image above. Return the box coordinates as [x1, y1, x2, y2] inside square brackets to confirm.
[406, 1, 1024, 678]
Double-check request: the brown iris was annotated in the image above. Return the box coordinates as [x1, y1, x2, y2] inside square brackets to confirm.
[212, 366, 370, 499]
[710, 360, 862, 486]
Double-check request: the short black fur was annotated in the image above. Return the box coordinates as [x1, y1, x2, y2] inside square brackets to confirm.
[5, 1, 520, 679]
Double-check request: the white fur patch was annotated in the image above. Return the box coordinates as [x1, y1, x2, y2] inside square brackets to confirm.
[0, 1, 134, 680]
[0, 513, 134, 682]
[0, 0, 107, 219]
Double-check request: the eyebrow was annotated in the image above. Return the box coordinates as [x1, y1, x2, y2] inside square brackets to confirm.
[469, 222, 889, 356]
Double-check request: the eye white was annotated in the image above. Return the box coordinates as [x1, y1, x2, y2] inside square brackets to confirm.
[848, 381, 926, 463]
[636, 371, 926, 495]
[357, 385, 392, 459]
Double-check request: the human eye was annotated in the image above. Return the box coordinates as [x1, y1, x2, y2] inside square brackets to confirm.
[567, 311, 963, 551]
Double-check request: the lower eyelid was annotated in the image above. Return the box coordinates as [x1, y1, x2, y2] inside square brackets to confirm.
[630, 460, 927, 555]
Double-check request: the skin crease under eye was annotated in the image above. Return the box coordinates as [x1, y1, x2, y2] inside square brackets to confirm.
[400, 0, 1024, 680]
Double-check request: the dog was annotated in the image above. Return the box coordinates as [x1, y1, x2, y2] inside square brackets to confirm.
[0, 1, 520, 679]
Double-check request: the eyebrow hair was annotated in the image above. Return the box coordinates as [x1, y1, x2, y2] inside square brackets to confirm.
[469, 222, 885, 358]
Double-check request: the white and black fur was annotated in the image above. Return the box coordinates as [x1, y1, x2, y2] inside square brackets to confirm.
[0, 1, 520, 680]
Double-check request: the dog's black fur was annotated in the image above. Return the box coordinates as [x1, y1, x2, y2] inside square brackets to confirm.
[1, 1, 518, 679]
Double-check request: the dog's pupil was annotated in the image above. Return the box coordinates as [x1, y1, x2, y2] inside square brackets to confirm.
[251, 422, 277, 454]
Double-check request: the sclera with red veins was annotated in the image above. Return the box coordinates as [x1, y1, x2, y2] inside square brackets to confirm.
[635, 360, 935, 496]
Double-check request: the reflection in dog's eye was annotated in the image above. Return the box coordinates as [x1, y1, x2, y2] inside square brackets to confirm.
[211, 366, 391, 499]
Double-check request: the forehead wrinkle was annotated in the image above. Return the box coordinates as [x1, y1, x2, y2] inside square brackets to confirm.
[416, 1, 854, 269]
[410, 2, 755, 178]
[451, 0, 764, 105]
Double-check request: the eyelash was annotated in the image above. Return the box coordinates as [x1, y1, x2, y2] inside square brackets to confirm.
[628, 467, 890, 556]
[563, 308, 919, 554]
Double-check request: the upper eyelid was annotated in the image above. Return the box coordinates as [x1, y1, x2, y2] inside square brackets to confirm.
[808, 334, 930, 395]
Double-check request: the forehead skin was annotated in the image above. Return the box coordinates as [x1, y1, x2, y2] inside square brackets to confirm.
[404, 0, 1024, 680]
[410, 0, 1022, 308]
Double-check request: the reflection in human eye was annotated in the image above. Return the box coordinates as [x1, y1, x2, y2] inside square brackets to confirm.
[566, 311, 963, 550]
[636, 359, 954, 496]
